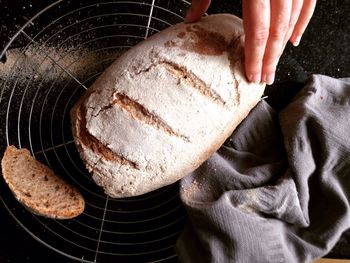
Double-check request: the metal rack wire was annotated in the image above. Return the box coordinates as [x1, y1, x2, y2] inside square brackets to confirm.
[0, 0, 192, 262]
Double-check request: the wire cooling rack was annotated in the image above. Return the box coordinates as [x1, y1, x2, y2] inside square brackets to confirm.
[0, 0, 192, 262]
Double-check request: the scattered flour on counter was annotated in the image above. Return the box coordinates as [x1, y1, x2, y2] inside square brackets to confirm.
[0, 44, 122, 85]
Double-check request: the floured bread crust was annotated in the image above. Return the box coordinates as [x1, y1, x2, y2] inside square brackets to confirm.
[71, 14, 265, 198]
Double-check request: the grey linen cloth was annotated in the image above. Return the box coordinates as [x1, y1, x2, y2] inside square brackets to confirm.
[176, 75, 350, 263]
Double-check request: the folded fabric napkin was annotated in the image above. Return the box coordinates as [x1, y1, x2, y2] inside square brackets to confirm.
[176, 75, 350, 263]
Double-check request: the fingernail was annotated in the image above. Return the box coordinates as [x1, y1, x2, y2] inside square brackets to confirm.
[266, 73, 275, 85]
[293, 36, 301, 47]
[249, 73, 261, 84]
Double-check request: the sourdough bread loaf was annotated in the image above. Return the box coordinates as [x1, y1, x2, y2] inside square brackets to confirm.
[1, 146, 85, 219]
[70, 14, 266, 198]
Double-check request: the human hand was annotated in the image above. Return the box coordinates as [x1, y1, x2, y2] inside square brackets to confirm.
[185, 0, 317, 85]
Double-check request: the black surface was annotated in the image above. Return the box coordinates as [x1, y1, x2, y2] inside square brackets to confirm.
[0, 0, 349, 262]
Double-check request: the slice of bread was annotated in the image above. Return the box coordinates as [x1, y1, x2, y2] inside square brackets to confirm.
[1, 145, 85, 219]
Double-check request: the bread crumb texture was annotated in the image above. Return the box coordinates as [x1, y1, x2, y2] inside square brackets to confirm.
[1, 146, 85, 219]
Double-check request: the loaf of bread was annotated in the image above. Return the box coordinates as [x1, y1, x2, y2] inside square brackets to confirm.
[71, 14, 266, 198]
[1, 146, 85, 219]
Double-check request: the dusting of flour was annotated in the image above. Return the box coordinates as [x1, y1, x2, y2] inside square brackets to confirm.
[0, 44, 121, 85]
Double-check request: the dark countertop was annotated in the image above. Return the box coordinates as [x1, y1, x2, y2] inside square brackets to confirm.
[0, 0, 349, 262]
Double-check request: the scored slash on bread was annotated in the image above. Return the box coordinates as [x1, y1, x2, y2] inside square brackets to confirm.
[1, 145, 85, 219]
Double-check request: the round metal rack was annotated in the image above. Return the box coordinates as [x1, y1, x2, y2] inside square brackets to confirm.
[0, 0, 191, 262]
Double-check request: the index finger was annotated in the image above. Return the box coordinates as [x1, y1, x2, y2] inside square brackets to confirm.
[185, 0, 211, 23]
[243, 0, 271, 84]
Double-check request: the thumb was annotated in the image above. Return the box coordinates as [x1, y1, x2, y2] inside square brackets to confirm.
[185, 0, 211, 23]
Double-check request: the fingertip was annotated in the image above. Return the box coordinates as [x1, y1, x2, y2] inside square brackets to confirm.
[184, 10, 203, 23]
[184, 0, 211, 23]
[260, 73, 275, 85]
[266, 72, 275, 85]
[292, 35, 302, 46]
[247, 73, 261, 84]
[184, 8, 195, 23]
